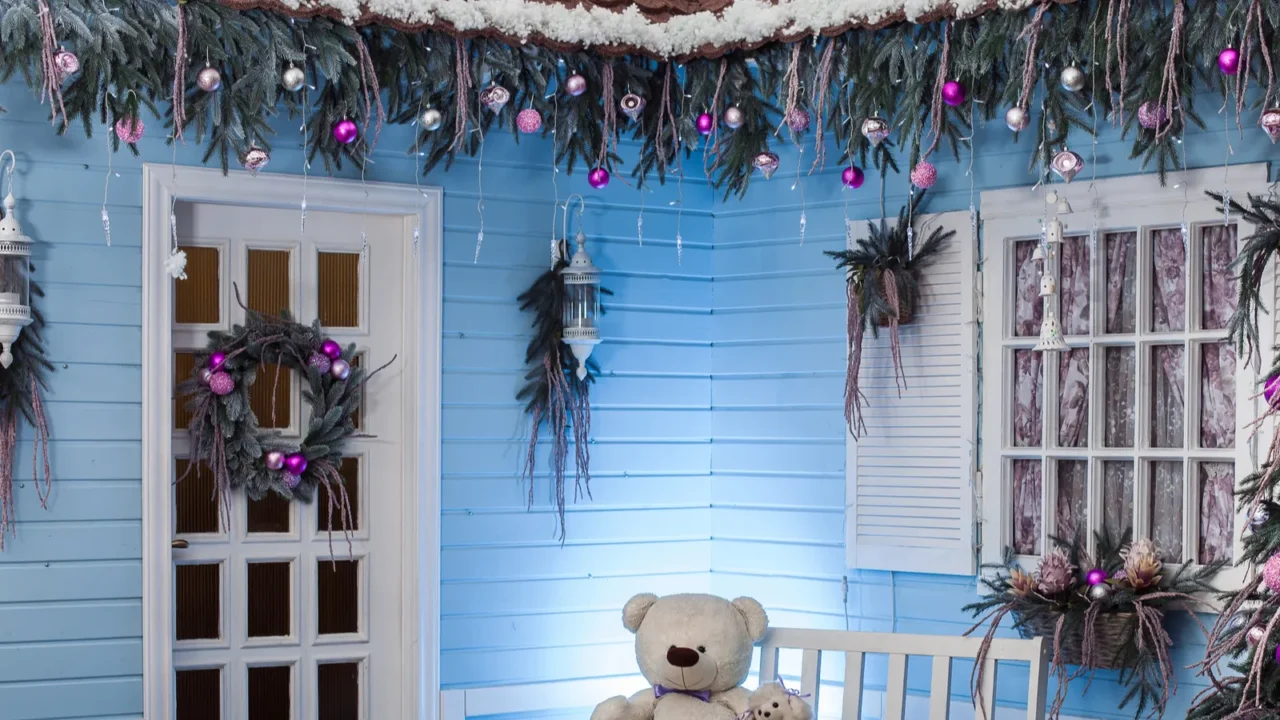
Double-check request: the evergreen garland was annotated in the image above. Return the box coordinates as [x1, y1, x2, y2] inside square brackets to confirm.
[1206, 191, 1280, 368]
[0, 0, 1272, 194]
[0, 270, 53, 550]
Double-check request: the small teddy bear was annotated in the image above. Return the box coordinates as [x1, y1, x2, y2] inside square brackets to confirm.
[746, 682, 812, 720]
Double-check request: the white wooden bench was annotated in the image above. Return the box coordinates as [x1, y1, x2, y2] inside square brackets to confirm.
[758, 627, 1051, 720]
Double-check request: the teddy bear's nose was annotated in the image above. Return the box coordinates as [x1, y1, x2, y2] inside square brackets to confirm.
[666, 646, 700, 667]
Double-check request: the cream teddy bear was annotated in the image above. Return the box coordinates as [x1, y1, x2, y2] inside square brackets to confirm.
[746, 682, 813, 720]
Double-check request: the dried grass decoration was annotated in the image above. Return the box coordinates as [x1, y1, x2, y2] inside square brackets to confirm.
[964, 531, 1222, 720]
[179, 287, 393, 554]
[824, 191, 952, 437]
[0, 272, 52, 551]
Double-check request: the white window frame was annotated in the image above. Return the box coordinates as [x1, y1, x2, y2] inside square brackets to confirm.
[979, 163, 1273, 594]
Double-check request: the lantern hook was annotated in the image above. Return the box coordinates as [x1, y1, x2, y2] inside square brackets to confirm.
[0, 150, 14, 200]
[561, 193, 586, 252]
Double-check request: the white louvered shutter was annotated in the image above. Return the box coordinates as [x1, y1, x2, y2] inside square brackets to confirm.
[844, 210, 977, 575]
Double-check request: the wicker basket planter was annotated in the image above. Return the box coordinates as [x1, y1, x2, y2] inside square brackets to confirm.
[1016, 610, 1135, 670]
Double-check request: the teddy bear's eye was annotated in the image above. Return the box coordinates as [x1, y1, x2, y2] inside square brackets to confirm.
[697, 646, 706, 653]
[772, 702, 779, 708]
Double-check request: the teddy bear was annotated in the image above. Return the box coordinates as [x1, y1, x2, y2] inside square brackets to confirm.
[590, 593, 769, 720]
[746, 682, 813, 720]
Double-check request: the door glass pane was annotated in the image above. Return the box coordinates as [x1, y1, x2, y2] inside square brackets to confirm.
[175, 246, 220, 324]
[1150, 461, 1184, 562]
[247, 249, 291, 317]
[247, 493, 291, 534]
[248, 665, 292, 720]
[1104, 232, 1136, 333]
[1013, 240, 1042, 337]
[176, 667, 221, 720]
[175, 351, 197, 429]
[1150, 345, 1185, 448]
[349, 353, 364, 430]
[1056, 460, 1087, 547]
[1060, 235, 1090, 335]
[176, 563, 221, 641]
[1201, 224, 1238, 330]
[247, 562, 291, 638]
[1012, 459, 1042, 555]
[1201, 342, 1237, 449]
[1102, 461, 1134, 540]
[1104, 347, 1135, 447]
[318, 662, 361, 720]
[318, 252, 360, 328]
[175, 459, 219, 535]
[319, 457, 360, 532]
[1058, 348, 1089, 447]
[1150, 228, 1186, 332]
[249, 362, 291, 430]
[1199, 462, 1235, 565]
[318, 559, 360, 635]
[1013, 350, 1042, 447]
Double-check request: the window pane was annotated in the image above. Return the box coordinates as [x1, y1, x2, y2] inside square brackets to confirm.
[1056, 460, 1087, 547]
[175, 459, 219, 535]
[1058, 348, 1089, 448]
[1199, 462, 1235, 565]
[318, 457, 360, 532]
[1013, 350, 1043, 447]
[175, 245, 220, 325]
[249, 362, 291, 430]
[176, 563, 221, 641]
[318, 662, 361, 720]
[1201, 343, 1237, 449]
[318, 252, 360, 328]
[1201, 224, 1238, 331]
[1150, 461, 1184, 563]
[1013, 240, 1043, 337]
[318, 559, 360, 635]
[1150, 345, 1185, 448]
[1104, 347, 1135, 447]
[247, 493, 291, 534]
[1060, 235, 1090, 335]
[174, 351, 197, 429]
[248, 665, 292, 720]
[247, 249, 291, 317]
[247, 561, 291, 638]
[176, 667, 221, 720]
[1012, 459, 1042, 555]
[1104, 232, 1136, 333]
[1151, 228, 1186, 332]
[1102, 461, 1134, 540]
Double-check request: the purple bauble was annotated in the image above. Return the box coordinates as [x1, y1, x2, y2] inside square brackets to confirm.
[283, 473, 302, 489]
[1265, 375, 1280, 407]
[198, 368, 214, 385]
[330, 359, 351, 381]
[565, 74, 587, 97]
[308, 352, 333, 375]
[209, 352, 227, 370]
[321, 339, 343, 360]
[264, 450, 285, 471]
[841, 166, 865, 189]
[1085, 568, 1108, 586]
[1219, 47, 1241, 76]
[696, 113, 715, 135]
[785, 108, 811, 133]
[942, 80, 966, 107]
[208, 371, 235, 396]
[284, 453, 308, 476]
[333, 119, 359, 145]
[1137, 101, 1167, 130]
[517, 108, 542, 134]
[588, 167, 610, 189]
[910, 160, 938, 189]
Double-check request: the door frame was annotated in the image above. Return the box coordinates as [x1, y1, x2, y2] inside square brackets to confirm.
[140, 164, 442, 720]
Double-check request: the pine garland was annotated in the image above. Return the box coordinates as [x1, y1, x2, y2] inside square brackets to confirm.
[1206, 191, 1280, 368]
[0, 271, 53, 550]
[0, 0, 1272, 194]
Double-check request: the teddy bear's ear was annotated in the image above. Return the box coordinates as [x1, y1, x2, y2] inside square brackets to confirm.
[731, 596, 768, 642]
[622, 593, 659, 633]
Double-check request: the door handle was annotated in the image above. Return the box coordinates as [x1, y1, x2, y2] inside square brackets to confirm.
[172, 539, 189, 549]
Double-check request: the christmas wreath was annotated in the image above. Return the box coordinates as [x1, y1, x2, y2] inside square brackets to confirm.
[179, 293, 392, 537]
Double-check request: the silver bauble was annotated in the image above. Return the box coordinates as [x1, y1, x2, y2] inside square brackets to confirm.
[1060, 66, 1086, 92]
[1086, 583, 1111, 601]
[723, 106, 745, 130]
[281, 66, 306, 92]
[420, 108, 443, 132]
[1006, 107, 1030, 132]
[197, 66, 222, 93]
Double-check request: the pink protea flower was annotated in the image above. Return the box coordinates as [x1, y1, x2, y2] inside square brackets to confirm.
[1008, 567, 1036, 598]
[1036, 549, 1077, 595]
[1122, 539, 1164, 590]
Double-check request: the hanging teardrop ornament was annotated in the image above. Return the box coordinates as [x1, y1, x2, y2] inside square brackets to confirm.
[1051, 149, 1084, 183]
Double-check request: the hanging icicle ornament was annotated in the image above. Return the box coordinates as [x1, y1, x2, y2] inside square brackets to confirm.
[54, 48, 79, 78]
[281, 65, 305, 92]
[1060, 66, 1086, 92]
[114, 116, 145, 144]
[588, 168, 610, 189]
[696, 112, 715, 135]
[420, 108, 443, 131]
[941, 80, 966, 106]
[724, 106, 744, 129]
[197, 66, 222, 92]
[910, 161, 937, 189]
[1261, 108, 1280, 143]
[861, 117, 890, 146]
[480, 85, 510, 113]
[242, 147, 270, 175]
[564, 74, 587, 97]
[517, 108, 543, 133]
[841, 166, 865, 189]
[332, 119, 358, 144]
[1218, 47, 1241, 75]
[1006, 107, 1030, 131]
[620, 93, 645, 122]
[1051, 149, 1084, 183]
[753, 152, 780, 179]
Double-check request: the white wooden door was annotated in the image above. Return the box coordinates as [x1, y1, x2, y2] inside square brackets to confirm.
[169, 202, 408, 720]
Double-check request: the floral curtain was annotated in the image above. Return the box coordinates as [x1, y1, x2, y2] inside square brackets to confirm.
[1200, 463, 1234, 564]
[1106, 232, 1137, 334]
[1149, 229, 1187, 562]
[1013, 459, 1042, 555]
[1014, 241, 1042, 337]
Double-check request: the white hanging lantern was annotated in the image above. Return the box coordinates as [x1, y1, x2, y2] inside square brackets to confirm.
[0, 151, 33, 369]
[561, 228, 601, 381]
[1034, 309, 1069, 352]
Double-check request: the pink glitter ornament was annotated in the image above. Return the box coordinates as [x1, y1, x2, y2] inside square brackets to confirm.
[1137, 101, 1167, 130]
[588, 168, 610, 189]
[1264, 553, 1280, 593]
[114, 116, 145, 144]
[1085, 568, 1108, 586]
[620, 93, 645, 122]
[284, 453, 308, 476]
[910, 161, 938, 189]
[283, 473, 302, 489]
[264, 451, 285, 471]
[54, 49, 79, 77]
[1219, 47, 1241, 76]
[696, 113, 715, 135]
[332, 119, 358, 144]
[321, 339, 343, 360]
[208, 371, 235, 396]
[516, 109, 542, 133]
[242, 147, 270, 175]
[785, 108, 811, 133]
[308, 352, 332, 375]
[941, 80, 966, 107]
[753, 152, 780, 180]
[841, 166, 865, 189]
[1262, 109, 1280, 143]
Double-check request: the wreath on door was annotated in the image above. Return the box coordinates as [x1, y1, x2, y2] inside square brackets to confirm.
[179, 291, 393, 540]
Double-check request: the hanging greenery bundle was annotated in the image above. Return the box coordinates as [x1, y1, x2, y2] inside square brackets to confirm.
[824, 192, 952, 436]
[0, 271, 52, 550]
[516, 245, 611, 540]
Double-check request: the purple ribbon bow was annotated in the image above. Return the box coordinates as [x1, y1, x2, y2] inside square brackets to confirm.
[655, 686, 712, 702]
